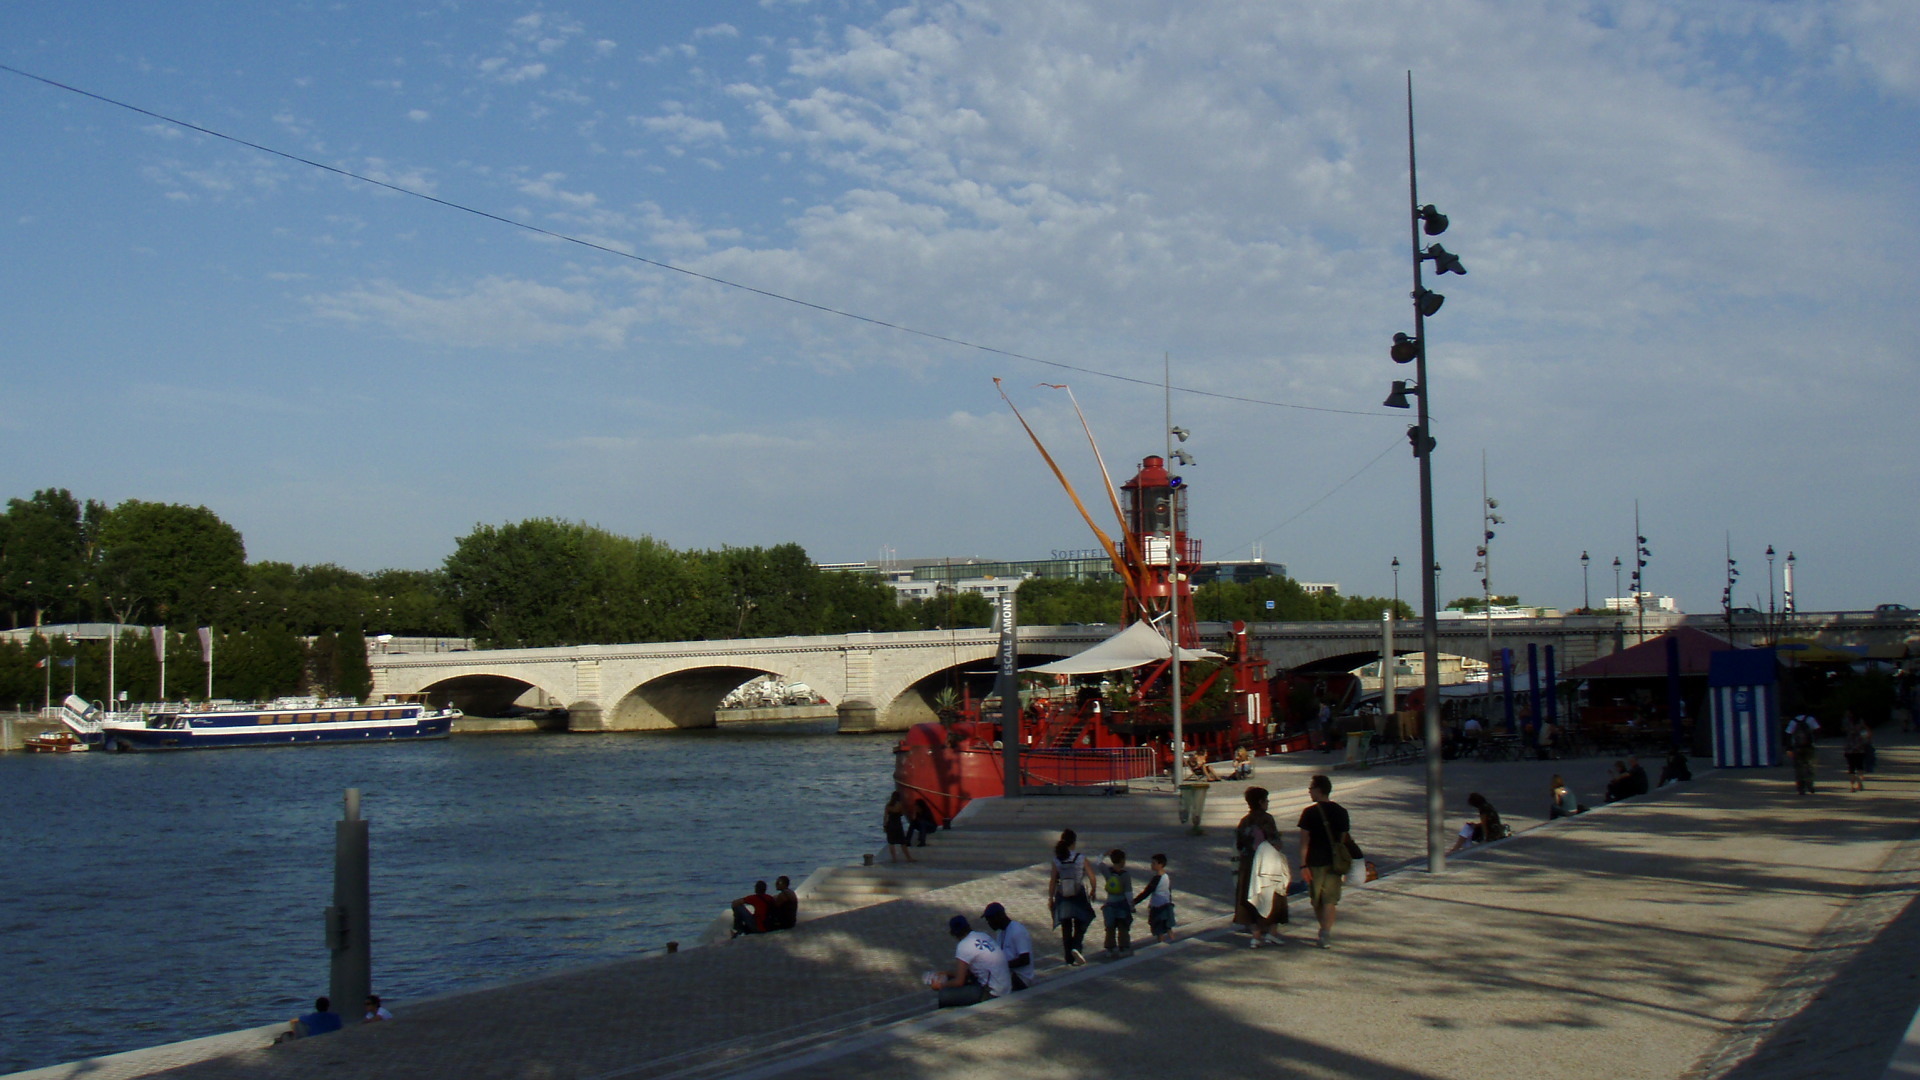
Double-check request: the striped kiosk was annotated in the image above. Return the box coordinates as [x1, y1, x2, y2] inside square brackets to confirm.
[1708, 649, 1780, 767]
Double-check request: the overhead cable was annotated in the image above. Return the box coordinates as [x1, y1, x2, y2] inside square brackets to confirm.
[0, 62, 1396, 418]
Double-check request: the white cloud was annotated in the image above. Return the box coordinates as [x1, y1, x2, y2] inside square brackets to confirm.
[639, 112, 728, 143]
[408, 109, 431, 122]
[358, 158, 438, 196]
[306, 276, 646, 349]
[694, 23, 740, 40]
[479, 57, 549, 83]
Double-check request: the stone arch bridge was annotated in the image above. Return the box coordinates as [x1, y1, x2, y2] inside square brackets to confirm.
[369, 610, 1907, 734]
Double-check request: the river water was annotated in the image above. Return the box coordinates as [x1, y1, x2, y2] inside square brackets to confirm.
[0, 724, 895, 1074]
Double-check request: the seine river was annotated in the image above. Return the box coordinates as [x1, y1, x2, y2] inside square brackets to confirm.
[0, 724, 895, 1074]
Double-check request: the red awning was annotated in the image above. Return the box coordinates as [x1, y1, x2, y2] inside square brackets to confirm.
[1564, 625, 1742, 679]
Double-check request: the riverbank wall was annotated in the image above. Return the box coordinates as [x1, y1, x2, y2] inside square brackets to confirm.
[0, 713, 61, 751]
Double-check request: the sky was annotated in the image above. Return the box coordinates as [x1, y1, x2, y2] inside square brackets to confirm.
[2, 1, 1916, 615]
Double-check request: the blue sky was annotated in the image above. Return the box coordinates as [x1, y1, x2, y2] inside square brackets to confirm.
[2, 1, 1915, 613]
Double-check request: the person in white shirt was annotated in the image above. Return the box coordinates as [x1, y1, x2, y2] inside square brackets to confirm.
[982, 903, 1035, 990]
[929, 915, 1011, 1007]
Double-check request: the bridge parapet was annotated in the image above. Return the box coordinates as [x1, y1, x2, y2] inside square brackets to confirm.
[363, 612, 1910, 734]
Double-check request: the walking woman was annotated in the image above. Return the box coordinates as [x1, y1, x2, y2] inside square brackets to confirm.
[883, 791, 916, 862]
[1047, 829, 1098, 965]
[1234, 786, 1289, 947]
[1845, 719, 1868, 792]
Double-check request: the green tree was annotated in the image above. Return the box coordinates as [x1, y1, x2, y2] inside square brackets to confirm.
[900, 591, 996, 630]
[1445, 595, 1517, 613]
[1014, 578, 1125, 625]
[94, 501, 247, 627]
[1, 489, 90, 625]
[332, 627, 373, 700]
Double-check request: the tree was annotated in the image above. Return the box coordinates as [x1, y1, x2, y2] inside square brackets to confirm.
[1446, 595, 1517, 613]
[94, 501, 247, 627]
[1014, 578, 1125, 625]
[1, 489, 89, 626]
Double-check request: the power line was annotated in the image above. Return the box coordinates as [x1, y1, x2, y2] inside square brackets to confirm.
[0, 62, 1397, 419]
[1217, 434, 1405, 557]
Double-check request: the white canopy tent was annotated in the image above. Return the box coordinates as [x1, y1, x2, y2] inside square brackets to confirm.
[1023, 620, 1223, 675]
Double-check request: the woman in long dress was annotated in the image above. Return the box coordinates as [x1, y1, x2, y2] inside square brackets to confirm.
[1233, 786, 1288, 946]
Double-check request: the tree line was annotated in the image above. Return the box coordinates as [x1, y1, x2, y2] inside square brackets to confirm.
[0, 627, 371, 711]
[2, 487, 1406, 657]
[0, 489, 453, 634]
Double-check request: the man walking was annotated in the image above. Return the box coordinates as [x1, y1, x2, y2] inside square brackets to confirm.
[1298, 774, 1353, 949]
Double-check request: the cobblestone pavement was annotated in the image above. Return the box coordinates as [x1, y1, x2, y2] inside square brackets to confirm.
[19, 739, 1919, 1080]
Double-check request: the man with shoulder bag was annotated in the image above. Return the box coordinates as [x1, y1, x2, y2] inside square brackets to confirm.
[1298, 774, 1358, 949]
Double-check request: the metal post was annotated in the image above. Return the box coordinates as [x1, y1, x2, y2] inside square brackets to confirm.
[108, 624, 117, 716]
[997, 594, 1021, 798]
[1407, 74, 1446, 872]
[1381, 610, 1396, 735]
[328, 788, 371, 1015]
[1168, 525, 1183, 777]
[1165, 355, 1184, 780]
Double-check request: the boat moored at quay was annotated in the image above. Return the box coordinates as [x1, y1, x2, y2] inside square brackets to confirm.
[58, 694, 458, 752]
[894, 435, 1311, 825]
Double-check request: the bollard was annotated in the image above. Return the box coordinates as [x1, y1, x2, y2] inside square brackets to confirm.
[1178, 782, 1209, 835]
[328, 788, 371, 1016]
[666, 941, 679, 954]
[863, 852, 874, 865]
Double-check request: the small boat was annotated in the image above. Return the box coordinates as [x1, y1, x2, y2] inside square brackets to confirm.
[24, 729, 88, 753]
[59, 694, 459, 753]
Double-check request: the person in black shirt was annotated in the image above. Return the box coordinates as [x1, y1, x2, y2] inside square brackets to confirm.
[768, 875, 799, 931]
[1623, 756, 1650, 797]
[1297, 774, 1353, 949]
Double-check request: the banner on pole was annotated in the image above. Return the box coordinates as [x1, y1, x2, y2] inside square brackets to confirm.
[198, 627, 214, 664]
[996, 593, 1021, 797]
[151, 626, 167, 663]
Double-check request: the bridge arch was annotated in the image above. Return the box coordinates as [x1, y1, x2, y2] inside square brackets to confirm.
[870, 645, 1077, 731]
[606, 664, 795, 730]
[416, 671, 571, 718]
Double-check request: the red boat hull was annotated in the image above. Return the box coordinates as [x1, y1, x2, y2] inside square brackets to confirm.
[892, 732, 1164, 825]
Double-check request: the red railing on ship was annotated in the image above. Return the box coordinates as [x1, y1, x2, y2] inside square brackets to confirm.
[1019, 747, 1161, 788]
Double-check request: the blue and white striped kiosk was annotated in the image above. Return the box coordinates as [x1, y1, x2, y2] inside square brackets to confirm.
[1709, 649, 1780, 767]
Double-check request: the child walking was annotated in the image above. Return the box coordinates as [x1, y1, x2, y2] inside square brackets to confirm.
[1098, 849, 1135, 957]
[1132, 853, 1176, 944]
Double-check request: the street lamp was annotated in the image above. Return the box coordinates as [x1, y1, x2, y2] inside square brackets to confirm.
[1784, 551, 1797, 616]
[1766, 545, 1777, 641]
[1391, 557, 1401, 611]
[1379, 73, 1464, 872]
[1612, 556, 1622, 607]
[1580, 551, 1591, 613]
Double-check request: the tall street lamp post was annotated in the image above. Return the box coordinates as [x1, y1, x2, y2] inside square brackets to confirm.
[1766, 545, 1777, 643]
[1580, 551, 1591, 613]
[1391, 557, 1401, 612]
[1382, 73, 1467, 873]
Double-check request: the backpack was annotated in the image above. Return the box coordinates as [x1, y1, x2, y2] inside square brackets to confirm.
[1055, 854, 1083, 896]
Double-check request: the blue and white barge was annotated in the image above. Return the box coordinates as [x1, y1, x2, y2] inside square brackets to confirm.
[60, 695, 457, 752]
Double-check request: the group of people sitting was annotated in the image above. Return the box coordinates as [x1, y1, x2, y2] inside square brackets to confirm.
[730, 877, 799, 937]
[1184, 746, 1256, 782]
[927, 902, 1038, 1006]
[278, 994, 390, 1042]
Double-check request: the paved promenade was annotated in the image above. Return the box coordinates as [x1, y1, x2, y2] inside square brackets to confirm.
[20, 740, 1920, 1080]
